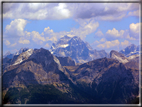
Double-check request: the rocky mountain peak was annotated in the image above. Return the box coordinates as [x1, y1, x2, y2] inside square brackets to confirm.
[110, 50, 125, 57]
[126, 44, 137, 51]
[12, 49, 34, 66]
[69, 36, 82, 44]
[110, 50, 129, 63]
[36, 48, 50, 53]
[119, 44, 139, 57]
[3, 51, 13, 59]
[50, 35, 108, 63]
[30, 48, 52, 62]
[15, 47, 29, 55]
[129, 44, 136, 47]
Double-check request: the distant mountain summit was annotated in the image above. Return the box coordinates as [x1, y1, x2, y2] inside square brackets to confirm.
[119, 44, 140, 57]
[3, 48, 29, 59]
[50, 35, 108, 63]
[14, 47, 29, 55]
[3, 51, 14, 59]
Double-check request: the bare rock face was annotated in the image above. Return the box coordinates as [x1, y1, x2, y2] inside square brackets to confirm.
[110, 50, 129, 63]
[3, 49, 33, 72]
[110, 50, 139, 70]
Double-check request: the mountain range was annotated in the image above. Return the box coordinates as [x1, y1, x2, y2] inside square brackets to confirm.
[2, 35, 140, 104]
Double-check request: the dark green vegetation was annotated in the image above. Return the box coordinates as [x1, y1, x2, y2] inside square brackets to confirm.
[3, 83, 102, 104]
[3, 83, 139, 104]
[3, 84, 75, 104]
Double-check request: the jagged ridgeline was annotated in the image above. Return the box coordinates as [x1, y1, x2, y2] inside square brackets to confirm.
[2, 36, 139, 104]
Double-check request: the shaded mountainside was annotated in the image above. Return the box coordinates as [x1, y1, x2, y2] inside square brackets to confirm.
[56, 56, 75, 66]
[2, 48, 139, 104]
[65, 57, 139, 103]
[50, 35, 109, 63]
[125, 56, 139, 70]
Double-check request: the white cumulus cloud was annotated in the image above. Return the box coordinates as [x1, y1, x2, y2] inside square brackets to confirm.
[106, 28, 124, 39]
[95, 30, 104, 37]
[11, 43, 17, 47]
[97, 40, 120, 49]
[129, 23, 140, 39]
[100, 38, 106, 42]
[31, 31, 46, 43]
[19, 38, 30, 44]
[44, 43, 50, 48]
[42, 18, 99, 42]
[71, 18, 99, 39]
[128, 10, 140, 17]
[121, 40, 130, 47]
[126, 34, 136, 40]
[5, 19, 27, 37]
[4, 39, 10, 46]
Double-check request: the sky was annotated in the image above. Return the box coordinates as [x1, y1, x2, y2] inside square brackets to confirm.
[2, 0, 141, 55]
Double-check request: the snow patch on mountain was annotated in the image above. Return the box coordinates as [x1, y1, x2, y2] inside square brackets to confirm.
[53, 55, 62, 71]
[110, 50, 139, 64]
[14, 48, 29, 55]
[13, 59, 23, 65]
[13, 49, 33, 65]
[58, 44, 69, 48]
[127, 54, 139, 60]
[112, 54, 129, 63]
[126, 51, 139, 57]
